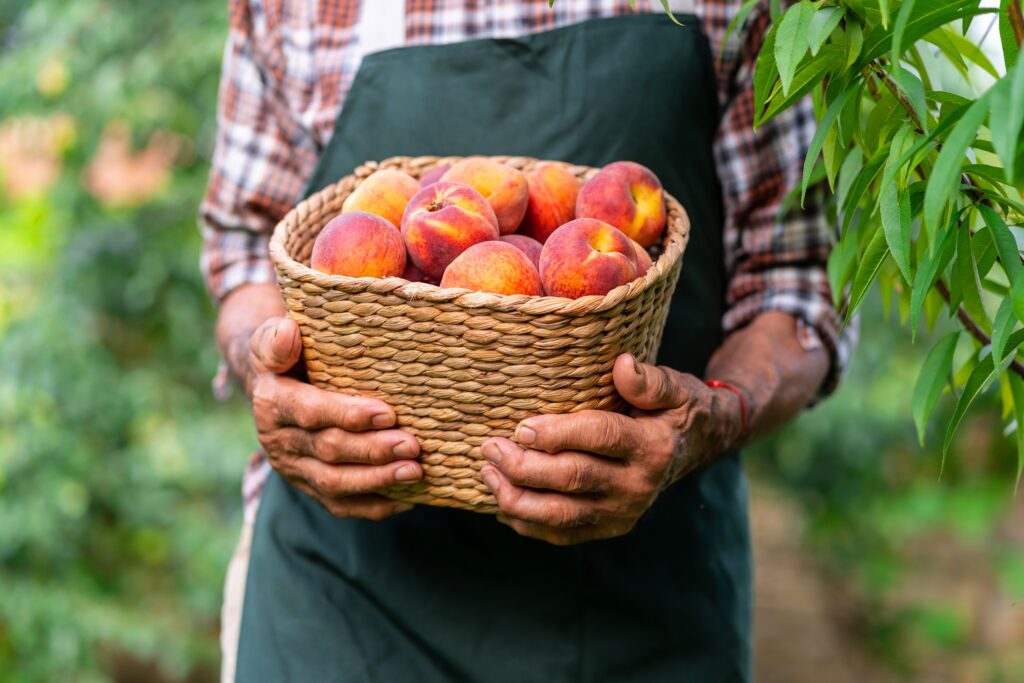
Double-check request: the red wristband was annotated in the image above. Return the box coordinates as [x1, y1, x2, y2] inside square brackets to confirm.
[705, 379, 748, 434]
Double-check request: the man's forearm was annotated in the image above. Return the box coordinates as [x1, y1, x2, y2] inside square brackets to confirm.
[705, 311, 830, 447]
[216, 283, 287, 393]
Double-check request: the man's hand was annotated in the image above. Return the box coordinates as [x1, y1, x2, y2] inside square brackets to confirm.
[242, 316, 423, 520]
[480, 354, 744, 545]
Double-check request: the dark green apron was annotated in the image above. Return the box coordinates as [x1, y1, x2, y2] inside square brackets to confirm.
[237, 13, 751, 682]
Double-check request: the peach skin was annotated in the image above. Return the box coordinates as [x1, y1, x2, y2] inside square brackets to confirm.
[401, 181, 500, 280]
[632, 238, 653, 277]
[539, 218, 638, 298]
[341, 169, 420, 228]
[401, 260, 438, 285]
[518, 163, 581, 243]
[419, 164, 451, 187]
[499, 234, 543, 271]
[440, 241, 543, 296]
[311, 211, 407, 278]
[442, 157, 528, 235]
[575, 161, 667, 247]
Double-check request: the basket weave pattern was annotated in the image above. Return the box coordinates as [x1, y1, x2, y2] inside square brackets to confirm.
[270, 156, 690, 513]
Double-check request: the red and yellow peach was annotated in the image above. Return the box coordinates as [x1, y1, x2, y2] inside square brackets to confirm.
[539, 218, 638, 298]
[499, 234, 543, 271]
[341, 169, 420, 229]
[440, 241, 542, 296]
[311, 211, 406, 278]
[517, 163, 580, 243]
[442, 157, 529, 235]
[575, 161, 666, 247]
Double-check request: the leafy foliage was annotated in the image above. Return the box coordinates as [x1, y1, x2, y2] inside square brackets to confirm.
[737, 0, 1024, 483]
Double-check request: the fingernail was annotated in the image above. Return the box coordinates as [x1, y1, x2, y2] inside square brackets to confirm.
[395, 463, 420, 482]
[516, 424, 536, 446]
[372, 412, 395, 429]
[274, 318, 289, 341]
[394, 502, 414, 513]
[393, 441, 416, 459]
[481, 467, 500, 493]
[482, 441, 503, 466]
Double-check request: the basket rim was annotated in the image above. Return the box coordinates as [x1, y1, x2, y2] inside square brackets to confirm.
[269, 155, 691, 316]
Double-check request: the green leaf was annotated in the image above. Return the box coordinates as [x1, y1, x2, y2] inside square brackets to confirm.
[939, 27, 1000, 79]
[801, 86, 855, 205]
[722, 0, 760, 61]
[657, 0, 685, 26]
[955, 222, 990, 328]
[861, 0, 993, 66]
[978, 204, 1023, 283]
[892, 66, 928, 133]
[848, 226, 891, 319]
[878, 0, 890, 29]
[924, 28, 971, 78]
[1001, 0, 1020, 73]
[754, 22, 780, 120]
[892, 0, 917, 61]
[841, 152, 886, 237]
[993, 296, 1016, 368]
[827, 233, 858, 307]
[943, 329, 1024, 460]
[775, 1, 815, 96]
[991, 56, 1024, 185]
[910, 209, 962, 339]
[912, 331, 959, 446]
[757, 45, 844, 126]
[880, 183, 912, 282]
[923, 91, 991, 239]
[808, 7, 844, 57]
[836, 146, 864, 212]
[845, 20, 864, 70]
[1008, 373, 1024, 490]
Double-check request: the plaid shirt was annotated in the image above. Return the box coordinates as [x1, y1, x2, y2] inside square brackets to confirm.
[200, 0, 855, 520]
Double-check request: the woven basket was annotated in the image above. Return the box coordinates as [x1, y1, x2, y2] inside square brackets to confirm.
[270, 156, 690, 513]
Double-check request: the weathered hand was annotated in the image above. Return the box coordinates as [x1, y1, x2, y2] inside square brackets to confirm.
[480, 354, 744, 545]
[243, 316, 422, 520]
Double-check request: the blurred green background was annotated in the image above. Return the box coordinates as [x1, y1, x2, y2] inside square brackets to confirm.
[0, 1, 1021, 681]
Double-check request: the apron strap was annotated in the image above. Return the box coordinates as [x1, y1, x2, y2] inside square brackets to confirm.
[357, 0, 406, 56]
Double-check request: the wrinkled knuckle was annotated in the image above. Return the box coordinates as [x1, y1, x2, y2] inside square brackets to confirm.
[565, 459, 592, 493]
[292, 401, 317, 428]
[553, 504, 583, 529]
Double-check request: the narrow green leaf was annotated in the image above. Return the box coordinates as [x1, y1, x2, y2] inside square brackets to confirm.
[1015, 277, 1024, 328]
[939, 27, 1000, 79]
[991, 56, 1024, 185]
[892, 66, 928, 133]
[848, 227, 891, 319]
[924, 28, 971, 77]
[722, 0, 760, 61]
[1000, 0, 1020, 73]
[770, 0, 782, 21]
[827, 234, 858, 307]
[910, 209, 962, 339]
[978, 204, 1023, 282]
[836, 146, 864, 212]
[861, 1, 993, 65]
[892, 0, 917, 60]
[845, 20, 864, 70]
[841, 152, 886, 237]
[955, 222, 990, 328]
[912, 331, 959, 446]
[878, 0, 890, 29]
[657, 0, 684, 26]
[1008, 373, 1024, 490]
[923, 91, 991, 238]
[754, 22, 780, 121]
[880, 183, 912, 282]
[775, 1, 815, 96]
[943, 329, 1024, 460]
[758, 45, 844, 126]
[808, 7, 844, 57]
[801, 86, 855, 204]
[992, 296, 1016, 368]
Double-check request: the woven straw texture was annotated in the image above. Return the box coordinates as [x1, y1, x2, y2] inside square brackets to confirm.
[270, 156, 690, 513]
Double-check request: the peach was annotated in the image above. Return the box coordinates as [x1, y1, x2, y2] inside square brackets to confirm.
[311, 211, 406, 278]
[440, 241, 542, 296]
[518, 163, 581, 243]
[341, 169, 420, 228]
[575, 161, 667, 247]
[420, 164, 451, 187]
[632, 239, 653, 277]
[539, 218, 638, 298]
[442, 157, 528, 235]
[401, 181, 500, 280]
[499, 234, 543, 271]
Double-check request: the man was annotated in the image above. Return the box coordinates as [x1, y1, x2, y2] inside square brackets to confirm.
[202, 1, 853, 680]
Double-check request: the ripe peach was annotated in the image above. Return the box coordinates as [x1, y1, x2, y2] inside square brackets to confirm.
[420, 164, 451, 187]
[499, 234, 543, 271]
[575, 161, 666, 247]
[518, 163, 581, 243]
[311, 211, 406, 278]
[341, 169, 420, 228]
[632, 239, 653, 277]
[442, 157, 528, 235]
[401, 181, 500, 280]
[440, 241, 542, 296]
[539, 218, 638, 298]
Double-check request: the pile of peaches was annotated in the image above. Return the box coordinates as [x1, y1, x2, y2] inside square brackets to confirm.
[310, 157, 668, 298]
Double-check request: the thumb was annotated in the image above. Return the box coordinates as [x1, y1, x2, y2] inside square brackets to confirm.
[250, 317, 302, 374]
[612, 353, 691, 411]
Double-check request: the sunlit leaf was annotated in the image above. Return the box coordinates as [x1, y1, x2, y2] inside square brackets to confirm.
[992, 296, 1016, 368]
[808, 6, 844, 57]
[775, 1, 815, 96]
[991, 56, 1024, 185]
[892, 0, 917, 61]
[912, 331, 959, 446]
[1000, 0, 1021, 73]
[722, 0, 761, 60]
[757, 45, 844, 126]
[846, 20, 864, 70]
[880, 183, 912, 282]
[910, 209, 962, 339]
[848, 226, 891, 320]
[954, 222, 990, 329]
[861, 0, 993, 66]
[802, 86, 855, 204]
[923, 91, 991, 239]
